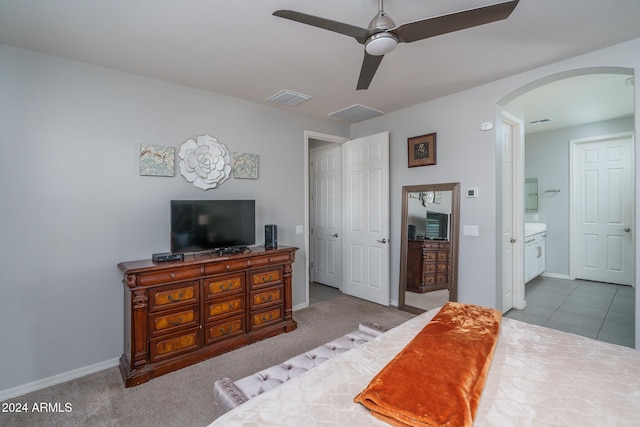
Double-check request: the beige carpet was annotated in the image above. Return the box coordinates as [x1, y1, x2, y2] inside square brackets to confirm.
[1, 294, 415, 427]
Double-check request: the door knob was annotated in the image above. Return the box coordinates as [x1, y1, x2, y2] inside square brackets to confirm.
[510, 238, 516, 243]
[331, 233, 339, 237]
[377, 238, 387, 244]
[621, 227, 631, 232]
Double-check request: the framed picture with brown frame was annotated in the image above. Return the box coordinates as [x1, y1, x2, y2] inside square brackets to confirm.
[408, 133, 437, 167]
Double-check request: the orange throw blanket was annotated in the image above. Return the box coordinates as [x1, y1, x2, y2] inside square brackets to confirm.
[354, 302, 501, 427]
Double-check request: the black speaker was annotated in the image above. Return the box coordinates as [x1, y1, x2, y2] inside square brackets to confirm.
[265, 224, 277, 248]
[408, 224, 416, 239]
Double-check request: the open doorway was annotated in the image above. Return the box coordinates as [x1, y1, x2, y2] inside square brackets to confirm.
[303, 131, 392, 308]
[498, 68, 636, 347]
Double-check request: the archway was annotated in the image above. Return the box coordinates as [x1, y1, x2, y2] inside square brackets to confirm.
[496, 67, 635, 347]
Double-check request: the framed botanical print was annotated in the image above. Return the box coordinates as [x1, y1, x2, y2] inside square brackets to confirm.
[408, 133, 436, 167]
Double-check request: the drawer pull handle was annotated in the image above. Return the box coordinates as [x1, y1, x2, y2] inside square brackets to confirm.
[168, 292, 184, 302]
[218, 282, 233, 291]
[261, 314, 273, 322]
[261, 295, 273, 302]
[167, 317, 183, 326]
[219, 326, 233, 335]
[225, 265, 230, 269]
[170, 272, 176, 278]
[228, 303, 235, 309]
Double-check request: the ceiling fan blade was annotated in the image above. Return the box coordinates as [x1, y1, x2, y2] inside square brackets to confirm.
[357, 52, 385, 90]
[273, 10, 371, 44]
[391, 0, 519, 44]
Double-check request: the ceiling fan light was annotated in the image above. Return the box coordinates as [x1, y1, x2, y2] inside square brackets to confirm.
[365, 32, 398, 56]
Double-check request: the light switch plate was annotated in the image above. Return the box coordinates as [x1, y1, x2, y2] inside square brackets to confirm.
[463, 225, 479, 236]
[466, 188, 478, 198]
[295, 225, 303, 235]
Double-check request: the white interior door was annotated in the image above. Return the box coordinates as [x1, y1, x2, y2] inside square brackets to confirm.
[343, 132, 390, 306]
[310, 145, 342, 288]
[502, 118, 515, 312]
[502, 113, 525, 312]
[571, 132, 634, 285]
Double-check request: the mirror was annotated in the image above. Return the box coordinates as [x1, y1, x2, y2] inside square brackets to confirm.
[398, 182, 460, 314]
[525, 178, 538, 211]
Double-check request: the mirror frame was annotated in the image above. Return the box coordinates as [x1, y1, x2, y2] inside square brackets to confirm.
[398, 182, 460, 314]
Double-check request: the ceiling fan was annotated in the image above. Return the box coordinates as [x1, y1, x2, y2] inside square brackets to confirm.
[273, 0, 519, 90]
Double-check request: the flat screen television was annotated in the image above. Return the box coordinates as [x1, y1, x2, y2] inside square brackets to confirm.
[170, 200, 255, 253]
[426, 211, 449, 240]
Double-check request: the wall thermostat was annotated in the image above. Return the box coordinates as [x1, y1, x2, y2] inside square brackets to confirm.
[467, 188, 478, 198]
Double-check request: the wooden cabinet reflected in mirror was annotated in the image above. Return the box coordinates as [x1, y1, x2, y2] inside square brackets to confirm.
[399, 183, 460, 314]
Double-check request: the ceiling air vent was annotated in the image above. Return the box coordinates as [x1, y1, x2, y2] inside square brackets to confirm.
[529, 118, 553, 125]
[267, 89, 312, 106]
[328, 104, 384, 123]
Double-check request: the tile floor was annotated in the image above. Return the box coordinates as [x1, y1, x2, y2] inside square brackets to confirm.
[505, 276, 635, 348]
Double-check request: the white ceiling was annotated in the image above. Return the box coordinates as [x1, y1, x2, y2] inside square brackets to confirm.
[508, 73, 635, 134]
[0, 0, 638, 126]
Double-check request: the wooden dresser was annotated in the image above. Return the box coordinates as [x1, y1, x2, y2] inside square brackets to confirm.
[406, 239, 450, 293]
[118, 246, 298, 387]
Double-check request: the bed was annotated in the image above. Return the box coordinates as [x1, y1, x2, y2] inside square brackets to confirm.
[209, 304, 640, 426]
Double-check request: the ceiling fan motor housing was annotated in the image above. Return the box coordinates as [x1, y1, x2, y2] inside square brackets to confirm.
[365, 11, 398, 56]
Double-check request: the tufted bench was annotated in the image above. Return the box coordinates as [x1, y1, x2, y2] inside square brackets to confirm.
[213, 322, 387, 417]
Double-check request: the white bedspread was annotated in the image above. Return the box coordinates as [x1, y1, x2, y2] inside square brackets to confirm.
[209, 307, 640, 426]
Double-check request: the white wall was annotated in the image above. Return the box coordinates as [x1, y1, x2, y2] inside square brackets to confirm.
[524, 117, 634, 276]
[0, 45, 349, 394]
[351, 38, 640, 338]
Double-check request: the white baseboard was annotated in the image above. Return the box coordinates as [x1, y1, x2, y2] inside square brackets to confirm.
[293, 302, 308, 311]
[0, 357, 120, 401]
[541, 272, 571, 280]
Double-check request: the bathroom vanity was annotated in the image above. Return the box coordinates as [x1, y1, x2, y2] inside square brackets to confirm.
[524, 223, 546, 283]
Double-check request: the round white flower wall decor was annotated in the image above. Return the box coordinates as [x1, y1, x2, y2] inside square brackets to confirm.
[178, 135, 231, 190]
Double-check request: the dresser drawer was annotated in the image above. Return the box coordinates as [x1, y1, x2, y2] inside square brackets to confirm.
[424, 274, 436, 285]
[149, 304, 199, 337]
[250, 285, 283, 310]
[204, 259, 250, 275]
[437, 252, 448, 261]
[424, 263, 436, 273]
[250, 306, 284, 330]
[150, 328, 201, 362]
[437, 273, 448, 284]
[250, 267, 283, 290]
[422, 242, 442, 250]
[205, 315, 245, 345]
[139, 266, 201, 286]
[148, 281, 199, 312]
[248, 253, 291, 269]
[204, 273, 245, 299]
[425, 252, 437, 261]
[205, 295, 245, 323]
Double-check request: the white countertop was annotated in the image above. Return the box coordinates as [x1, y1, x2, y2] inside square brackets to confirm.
[525, 223, 546, 237]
